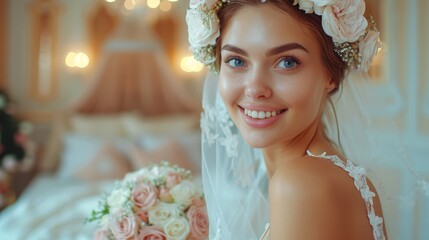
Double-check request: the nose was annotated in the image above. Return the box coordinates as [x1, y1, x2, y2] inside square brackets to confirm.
[245, 73, 272, 99]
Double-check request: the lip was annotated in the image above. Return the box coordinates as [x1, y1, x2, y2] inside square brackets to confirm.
[239, 106, 286, 128]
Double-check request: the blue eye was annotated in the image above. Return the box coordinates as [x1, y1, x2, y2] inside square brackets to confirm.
[277, 58, 299, 69]
[226, 58, 246, 68]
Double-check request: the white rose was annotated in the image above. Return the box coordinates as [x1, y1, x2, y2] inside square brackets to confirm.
[312, 0, 332, 15]
[148, 202, 181, 227]
[359, 30, 381, 72]
[163, 217, 191, 240]
[321, 0, 368, 43]
[107, 188, 130, 211]
[294, 0, 314, 13]
[170, 180, 198, 208]
[190, 0, 218, 9]
[186, 9, 220, 49]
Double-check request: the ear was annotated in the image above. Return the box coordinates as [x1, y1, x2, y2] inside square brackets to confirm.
[326, 78, 336, 93]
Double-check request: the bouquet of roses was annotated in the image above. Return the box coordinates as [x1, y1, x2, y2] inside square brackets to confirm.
[87, 162, 209, 240]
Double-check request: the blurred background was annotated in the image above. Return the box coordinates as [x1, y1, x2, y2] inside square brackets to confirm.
[0, 0, 427, 239]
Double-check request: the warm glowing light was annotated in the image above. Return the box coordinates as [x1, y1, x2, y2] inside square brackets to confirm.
[124, 0, 136, 10]
[65, 51, 89, 69]
[181, 56, 203, 73]
[65, 52, 77, 67]
[75, 52, 90, 68]
[168, 0, 178, 2]
[105, 0, 116, 2]
[160, 1, 172, 11]
[147, 0, 160, 8]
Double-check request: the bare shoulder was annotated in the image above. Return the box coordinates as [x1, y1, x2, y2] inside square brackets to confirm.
[268, 155, 375, 240]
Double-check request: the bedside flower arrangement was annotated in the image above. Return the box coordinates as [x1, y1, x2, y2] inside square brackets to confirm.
[0, 90, 36, 209]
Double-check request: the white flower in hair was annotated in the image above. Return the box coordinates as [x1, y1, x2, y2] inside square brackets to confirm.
[358, 30, 381, 72]
[294, 0, 314, 13]
[186, 9, 220, 49]
[190, 0, 218, 9]
[321, 0, 368, 43]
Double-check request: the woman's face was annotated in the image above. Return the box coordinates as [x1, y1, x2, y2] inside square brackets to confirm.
[219, 4, 335, 148]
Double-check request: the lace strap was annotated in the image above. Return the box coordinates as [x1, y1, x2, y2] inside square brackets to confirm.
[306, 151, 386, 240]
[259, 223, 270, 240]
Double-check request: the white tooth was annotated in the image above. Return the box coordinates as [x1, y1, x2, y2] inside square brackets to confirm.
[244, 109, 248, 115]
[258, 112, 265, 119]
[251, 111, 258, 118]
[272, 111, 277, 117]
[266, 111, 271, 118]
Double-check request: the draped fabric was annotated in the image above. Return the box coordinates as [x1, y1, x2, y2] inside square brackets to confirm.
[73, 12, 199, 116]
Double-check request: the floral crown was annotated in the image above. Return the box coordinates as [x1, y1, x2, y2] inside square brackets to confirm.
[186, 0, 381, 72]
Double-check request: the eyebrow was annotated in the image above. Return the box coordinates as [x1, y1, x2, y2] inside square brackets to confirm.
[266, 43, 309, 56]
[221, 43, 309, 56]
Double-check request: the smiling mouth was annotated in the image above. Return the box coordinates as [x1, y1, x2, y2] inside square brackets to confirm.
[242, 107, 287, 119]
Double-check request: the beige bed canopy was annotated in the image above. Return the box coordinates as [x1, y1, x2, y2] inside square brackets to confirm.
[72, 10, 199, 116]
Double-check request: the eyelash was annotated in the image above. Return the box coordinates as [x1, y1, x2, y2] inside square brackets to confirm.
[222, 55, 302, 70]
[276, 56, 301, 69]
[224, 55, 246, 68]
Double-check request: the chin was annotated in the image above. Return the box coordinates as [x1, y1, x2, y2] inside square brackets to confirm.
[240, 131, 273, 149]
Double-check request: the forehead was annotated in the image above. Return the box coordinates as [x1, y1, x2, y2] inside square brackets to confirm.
[221, 4, 318, 53]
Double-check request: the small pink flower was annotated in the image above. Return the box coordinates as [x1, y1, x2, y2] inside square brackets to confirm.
[137, 226, 167, 240]
[186, 198, 209, 240]
[109, 210, 138, 240]
[14, 133, 27, 145]
[166, 172, 182, 189]
[137, 211, 149, 223]
[132, 182, 159, 212]
[93, 228, 110, 240]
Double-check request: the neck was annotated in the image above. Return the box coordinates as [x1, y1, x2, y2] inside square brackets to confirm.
[262, 121, 330, 178]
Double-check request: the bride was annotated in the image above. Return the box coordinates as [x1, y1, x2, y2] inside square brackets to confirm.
[187, 0, 424, 239]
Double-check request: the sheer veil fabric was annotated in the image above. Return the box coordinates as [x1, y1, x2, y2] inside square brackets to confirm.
[200, 70, 428, 239]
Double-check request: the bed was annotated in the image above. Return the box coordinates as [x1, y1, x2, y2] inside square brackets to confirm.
[0, 112, 202, 240]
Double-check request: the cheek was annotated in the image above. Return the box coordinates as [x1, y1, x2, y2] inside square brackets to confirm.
[275, 76, 325, 114]
[218, 73, 242, 107]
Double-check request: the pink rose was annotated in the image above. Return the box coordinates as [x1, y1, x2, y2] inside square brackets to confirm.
[109, 210, 138, 240]
[321, 0, 368, 43]
[358, 30, 381, 72]
[166, 172, 183, 189]
[186, 198, 209, 240]
[93, 228, 110, 240]
[137, 226, 167, 240]
[132, 182, 159, 212]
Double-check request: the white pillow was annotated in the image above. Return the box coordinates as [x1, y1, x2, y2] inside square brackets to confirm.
[137, 130, 202, 171]
[57, 134, 102, 179]
[57, 134, 134, 179]
[69, 114, 131, 138]
[121, 113, 199, 138]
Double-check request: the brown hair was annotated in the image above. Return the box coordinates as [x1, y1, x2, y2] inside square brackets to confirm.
[215, 0, 348, 93]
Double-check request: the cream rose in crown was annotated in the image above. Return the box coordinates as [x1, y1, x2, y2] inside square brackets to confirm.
[87, 162, 209, 240]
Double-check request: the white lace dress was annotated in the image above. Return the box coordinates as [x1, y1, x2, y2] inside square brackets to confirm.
[259, 151, 386, 240]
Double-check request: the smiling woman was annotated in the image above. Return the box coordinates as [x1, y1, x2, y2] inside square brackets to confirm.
[185, 0, 425, 239]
